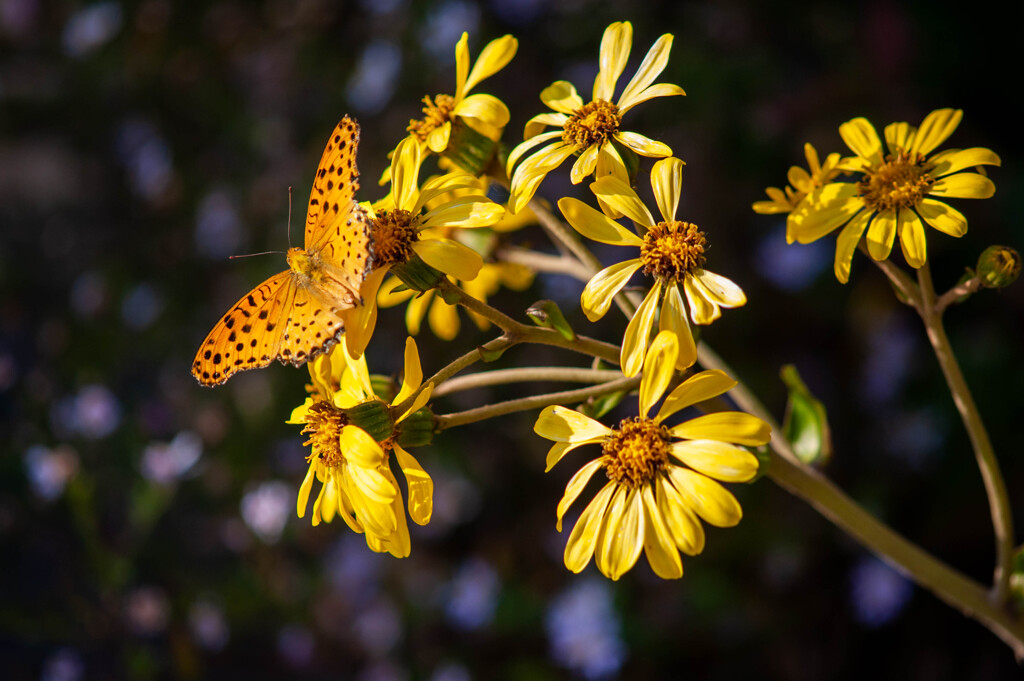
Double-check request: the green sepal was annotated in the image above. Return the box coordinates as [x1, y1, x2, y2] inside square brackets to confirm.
[370, 374, 396, 403]
[748, 446, 772, 483]
[780, 364, 832, 466]
[396, 407, 435, 448]
[977, 245, 1021, 289]
[526, 299, 576, 340]
[443, 121, 500, 176]
[391, 255, 445, 292]
[343, 400, 394, 443]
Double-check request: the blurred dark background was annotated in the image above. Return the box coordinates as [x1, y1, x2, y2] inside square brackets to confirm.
[2, 0, 1023, 679]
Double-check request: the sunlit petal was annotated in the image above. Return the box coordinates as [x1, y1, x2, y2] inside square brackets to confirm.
[929, 173, 996, 199]
[454, 93, 511, 129]
[639, 330, 679, 418]
[564, 481, 615, 573]
[928, 147, 1001, 177]
[618, 82, 685, 115]
[463, 34, 518, 94]
[594, 20, 632, 101]
[833, 209, 871, 284]
[641, 485, 683, 579]
[570, 142, 601, 184]
[540, 80, 585, 114]
[866, 208, 897, 261]
[556, 458, 604, 531]
[658, 475, 705, 555]
[581, 260, 643, 322]
[618, 33, 673, 106]
[651, 156, 683, 222]
[391, 136, 422, 211]
[669, 440, 759, 483]
[910, 108, 962, 157]
[898, 207, 927, 269]
[596, 486, 644, 581]
[656, 370, 736, 423]
[591, 176, 655, 226]
[614, 131, 672, 158]
[412, 238, 484, 281]
[667, 467, 743, 527]
[393, 444, 432, 525]
[918, 198, 967, 237]
[839, 117, 883, 161]
[559, 197, 644, 246]
[669, 412, 771, 446]
[659, 283, 697, 371]
[621, 281, 661, 378]
[535, 405, 614, 442]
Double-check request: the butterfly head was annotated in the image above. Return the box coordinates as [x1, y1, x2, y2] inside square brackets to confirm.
[287, 247, 318, 278]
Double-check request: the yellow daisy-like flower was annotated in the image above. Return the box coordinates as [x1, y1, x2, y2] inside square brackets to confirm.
[378, 260, 534, 341]
[506, 21, 685, 214]
[535, 331, 771, 580]
[407, 32, 518, 152]
[788, 108, 1001, 283]
[560, 157, 746, 377]
[288, 337, 434, 558]
[349, 136, 506, 356]
[752, 143, 842, 216]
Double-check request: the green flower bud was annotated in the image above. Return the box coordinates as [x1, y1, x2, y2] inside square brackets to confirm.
[343, 400, 394, 443]
[976, 246, 1021, 289]
[391, 255, 445, 292]
[443, 121, 501, 177]
[396, 408, 435, 448]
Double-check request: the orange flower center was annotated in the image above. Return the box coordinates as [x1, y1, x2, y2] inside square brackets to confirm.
[602, 416, 670, 489]
[640, 220, 707, 283]
[562, 99, 621, 149]
[371, 208, 420, 268]
[301, 400, 348, 468]
[407, 94, 456, 141]
[858, 152, 933, 212]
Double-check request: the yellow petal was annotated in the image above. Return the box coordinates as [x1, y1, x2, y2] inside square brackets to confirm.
[339, 424, 386, 468]
[346, 461, 397, 505]
[692, 269, 746, 309]
[614, 131, 672, 158]
[929, 173, 996, 199]
[657, 475, 705, 555]
[787, 183, 861, 244]
[288, 397, 315, 425]
[420, 199, 505, 229]
[569, 142, 601, 184]
[508, 131, 563, 172]
[884, 121, 913, 155]
[898, 207, 927, 269]
[463, 34, 517, 95]
[621, 281, 660, 378]
[412, 238, 484, 282]
[555, 458, 604, 531]
[866, 208, 897, 261]
[508, 142, 577, 214]
[659, 283, 697, 371]
[535, 405, 613, 442]
[918, 198, 967, 237]
[391, 136, 422, 211]
[564, 481, 615, 573]
[398, 381, 433, 423]
[910, 108, 962, 157]
[656, 369, 737, 423]
[670, 412, 772, 446]
[428, 295, 460, 341]
[833, 209, 871, 284]
[641, 485, 683, 579]
[558, 197, 644, 246]
[404, 288, 431, 336]
[343, 469, 397, 536]
[682, 275, 718, 325]
[928, 147, 1001, 177]
[667, 467, 743, 528]
[540, 80, 585, 114]
[427, 122, 451, 154]
[639, 330, 679, 418]
[394, 336, 422, 405]
[595, 141, 630, 183]
[342, 267, 382, 358]
[546, 441, 598, 473]
[394, 444, 433, 525]
[581, 260, 643, 322]
[618, 33, 674, 107]
[594, 20, 633, 101]
[296, 459, 317, 518]
[453, 32, 470, 100]
[618, 82, 685, 115]
[591, 175, 655, 226]
[596, 486, 644, 581]
[454, 93, 510, 129]
[523, 112, 569, 140]
[651, 157, 683, 222]
[839, 117, 883, 161]
[669, 440, 759, 483]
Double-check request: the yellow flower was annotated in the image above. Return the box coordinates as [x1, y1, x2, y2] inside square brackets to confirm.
[350, 136, 506, 356]
[560, 157, 746, 377]
[289, 337, 434, 558]
[535, 331, 770, 580]
[752, 143, 842, 215]
[788, 108, 1001, 283]
[377, 260, 534, 340]
[506, 21, 685, 214]
[407, 32, 518, 152]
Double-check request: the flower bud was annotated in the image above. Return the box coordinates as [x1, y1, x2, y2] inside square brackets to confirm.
[976, 245, 1021, 289]
[395, 408, 435, 448]
[343, 400, 394, 443]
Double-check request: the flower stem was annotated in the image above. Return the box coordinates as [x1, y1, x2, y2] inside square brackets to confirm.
[432, 367, 625, 398]
[435, 375, 641, 430]
[496, 246, 593, 282]
[698, 341, 1024, 657]
[916, 263, 1014, 605]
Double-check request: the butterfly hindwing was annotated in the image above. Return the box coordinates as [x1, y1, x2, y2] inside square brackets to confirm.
[192, 270, 295, 386]
[275, 283, 347, 367]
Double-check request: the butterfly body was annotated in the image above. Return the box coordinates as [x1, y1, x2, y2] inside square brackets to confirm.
[193, 116, 372, 387]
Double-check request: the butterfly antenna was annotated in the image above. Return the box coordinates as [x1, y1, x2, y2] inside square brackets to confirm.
[287, 186, 293, 249]
[229, 251, 284, 260]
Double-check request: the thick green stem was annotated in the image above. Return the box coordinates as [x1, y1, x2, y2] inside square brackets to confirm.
[917, 264, 1014, 605]
[436, 375, 641, 430]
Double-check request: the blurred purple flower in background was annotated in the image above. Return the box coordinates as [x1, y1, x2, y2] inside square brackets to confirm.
[62, 2, 122, 58]
[115, 118, 173, 203]
[195, 189, 243, 260]
[345, 41, 402, 115]
[124, 586, 170, 636]
[443, 557, 500, 630]
[430, 662, 471, 681]
[755, 223, 831, 291]
[420, 1, 480, 61]
[354, 598, 402, 657]
[277, 624, 315, 668]
[240, 480, 291, 543]
[39, 647, 84, 681]
[849, 556, 913, 628]
[140, 430, 202, 485]
[70, 271, 107, 320]
[545, 578, 626, 680]
[121, 283, 165, 331]
[52, 384, 121, 440]
[24, 444, 79, 501]
[189, 599, 230, 651]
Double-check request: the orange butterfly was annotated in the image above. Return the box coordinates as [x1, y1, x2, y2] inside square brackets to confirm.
[192, 116, 372, 386]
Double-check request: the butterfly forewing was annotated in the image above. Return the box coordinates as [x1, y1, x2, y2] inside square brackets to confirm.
[306, 116, 363, 252]
[192, 271, 295, 386]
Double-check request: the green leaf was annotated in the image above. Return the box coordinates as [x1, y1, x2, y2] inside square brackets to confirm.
[780, 364, 832, 466]
[526, 299, 576, 340]
[579, 390, 628, 420]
